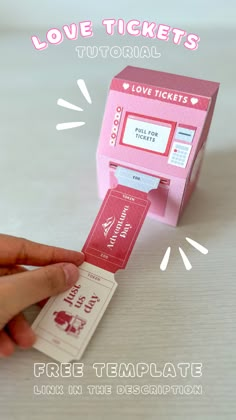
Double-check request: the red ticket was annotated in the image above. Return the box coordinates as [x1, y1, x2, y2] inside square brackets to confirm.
[82, 185, 150, 273]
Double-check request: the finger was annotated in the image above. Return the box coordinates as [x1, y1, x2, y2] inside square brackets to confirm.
[0, 234, 84, 267]
[0, 330, 15, 357]
[0, 263, 79, 328]
[0, 265, 27, 277]
[6, 313, 36, 348]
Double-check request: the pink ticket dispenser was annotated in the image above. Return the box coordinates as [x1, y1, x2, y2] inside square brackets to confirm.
[96, 66, 219, 226]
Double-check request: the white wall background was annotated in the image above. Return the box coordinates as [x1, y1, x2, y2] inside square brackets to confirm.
[0, 0, 235, 30]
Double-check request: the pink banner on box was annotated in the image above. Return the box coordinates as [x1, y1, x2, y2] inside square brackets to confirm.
[110, 79, 210, 111]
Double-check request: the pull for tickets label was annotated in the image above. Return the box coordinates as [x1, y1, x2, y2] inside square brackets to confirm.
[32, 168, 160, 362]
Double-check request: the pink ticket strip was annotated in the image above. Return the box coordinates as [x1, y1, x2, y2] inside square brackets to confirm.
[32, 169, 160, 362]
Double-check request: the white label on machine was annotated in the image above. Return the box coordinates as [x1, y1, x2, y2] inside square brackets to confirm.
[121, 115, 172, 154]
[175, 126, 196, 143]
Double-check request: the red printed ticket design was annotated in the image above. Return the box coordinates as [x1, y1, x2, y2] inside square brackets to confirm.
[32, 169, 160, 362]
[82, 184, 150, 273]
[32, 262, 117, 362]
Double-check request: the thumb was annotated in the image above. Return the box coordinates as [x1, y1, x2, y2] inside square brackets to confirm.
[0, 263, 79, 328]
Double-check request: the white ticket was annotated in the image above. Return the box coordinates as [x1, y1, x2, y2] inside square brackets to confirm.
[32, 262, 117, 362]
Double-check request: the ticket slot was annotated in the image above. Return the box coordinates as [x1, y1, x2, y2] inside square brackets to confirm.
[109, 163, 169, 217]
[109, 162, 170, 186]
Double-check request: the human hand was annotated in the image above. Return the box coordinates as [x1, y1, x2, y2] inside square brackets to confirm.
[0, 234, 84, 357]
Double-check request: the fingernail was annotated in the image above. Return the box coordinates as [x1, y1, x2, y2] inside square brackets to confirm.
[62, 263, 79, 287]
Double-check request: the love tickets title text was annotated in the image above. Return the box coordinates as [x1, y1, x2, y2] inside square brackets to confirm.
[31, 19, 200, 51]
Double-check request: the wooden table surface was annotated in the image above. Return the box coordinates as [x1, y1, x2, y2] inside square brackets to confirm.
[0, 29, 235, 420]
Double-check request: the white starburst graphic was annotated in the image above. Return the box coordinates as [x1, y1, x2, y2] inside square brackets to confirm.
[56, 79, 92, 131]
[160, 237, 208, 271]
[160, 246, 171, 271]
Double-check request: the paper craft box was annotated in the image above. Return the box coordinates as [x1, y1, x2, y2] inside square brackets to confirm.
[96, 66, 219, 226]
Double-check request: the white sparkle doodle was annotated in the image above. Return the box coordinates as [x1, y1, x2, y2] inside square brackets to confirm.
[185, 237, 208, 254]
[56, 79, 92, 131]
[56, 122, 85, 131]
[179, 247, 192, 271]
[77, 79, 92, 104]
[160, 247, 171, 271]
[160, 237, 208, 271]
[57, 98, 83, 112]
